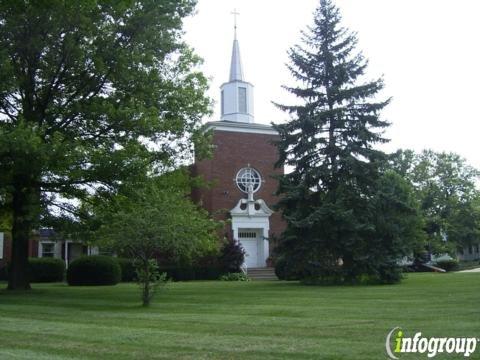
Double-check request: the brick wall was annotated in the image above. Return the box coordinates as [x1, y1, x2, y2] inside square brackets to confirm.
[192, 128, 286, 242]
[0, 233, 39, 265]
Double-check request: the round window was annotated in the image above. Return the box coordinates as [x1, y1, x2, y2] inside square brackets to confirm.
[235, 167, 262, 193]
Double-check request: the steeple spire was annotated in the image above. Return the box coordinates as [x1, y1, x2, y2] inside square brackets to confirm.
[220, 9, 254, 123]
[229, 9, 243, 81]
[229, 38, 244, 81]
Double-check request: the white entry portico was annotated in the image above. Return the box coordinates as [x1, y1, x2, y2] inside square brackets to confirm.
[230, 183, 273, 268]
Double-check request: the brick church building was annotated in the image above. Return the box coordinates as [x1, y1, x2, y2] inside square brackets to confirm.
[0, 29, 288, 272]
[192, 31, 285, 269]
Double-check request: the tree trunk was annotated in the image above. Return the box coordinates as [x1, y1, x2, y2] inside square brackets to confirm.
[142, 259, 151, 306]
[7, 185, 38, 290]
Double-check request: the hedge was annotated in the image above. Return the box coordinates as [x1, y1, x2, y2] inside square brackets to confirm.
[117, 258, 136, 282]
[67, 256, 121, 286]
[29, 257, 65, 282]
[0, 263, 8, 281]
[436, 259, 459, 272]
[0, 258, 65, 282]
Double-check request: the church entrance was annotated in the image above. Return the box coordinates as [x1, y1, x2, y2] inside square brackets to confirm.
[238, 229, 263, 268]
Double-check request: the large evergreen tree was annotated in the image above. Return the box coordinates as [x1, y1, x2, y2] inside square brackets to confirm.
[274, 0, 416, 283]
[0, 0, 210, 290]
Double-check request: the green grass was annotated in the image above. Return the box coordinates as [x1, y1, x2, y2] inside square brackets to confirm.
[0, 273, 479, 359]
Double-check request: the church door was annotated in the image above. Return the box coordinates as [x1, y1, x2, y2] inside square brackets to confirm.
[238, 229, 261, 268]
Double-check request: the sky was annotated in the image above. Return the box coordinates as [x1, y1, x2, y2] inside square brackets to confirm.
[183, 0, 480, 169]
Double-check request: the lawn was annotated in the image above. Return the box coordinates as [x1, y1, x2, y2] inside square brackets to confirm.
[0, 273, 479, 360]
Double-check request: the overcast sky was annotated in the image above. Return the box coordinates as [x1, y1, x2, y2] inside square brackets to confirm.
[183, 0, 480, 169]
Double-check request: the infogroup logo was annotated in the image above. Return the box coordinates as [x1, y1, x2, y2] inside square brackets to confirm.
[386, 327, 478, 359]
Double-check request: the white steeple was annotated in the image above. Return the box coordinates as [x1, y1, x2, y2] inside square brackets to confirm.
[229, 38, 244, 81]
[220, 9, 254, 123]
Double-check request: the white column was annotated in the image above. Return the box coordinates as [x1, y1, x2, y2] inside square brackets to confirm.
[64, 241, 69, 267]
[263, 228, 269, 266]
[232, 224, 239, 242]
[0, 232, 4, 259]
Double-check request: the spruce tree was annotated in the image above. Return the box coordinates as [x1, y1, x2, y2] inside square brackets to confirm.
[274, 0, 397, 283]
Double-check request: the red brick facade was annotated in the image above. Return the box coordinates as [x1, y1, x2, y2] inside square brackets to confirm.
[192, 127, 286, 243]
[0, 233, 38, 266]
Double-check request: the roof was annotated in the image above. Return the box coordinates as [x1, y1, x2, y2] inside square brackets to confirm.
[205, 120, 279, 136]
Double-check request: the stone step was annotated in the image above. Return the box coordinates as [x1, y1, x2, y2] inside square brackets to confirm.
[247, 267, 277, 280]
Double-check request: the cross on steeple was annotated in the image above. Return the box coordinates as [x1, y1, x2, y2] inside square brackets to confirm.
[231, 8, 240, 39]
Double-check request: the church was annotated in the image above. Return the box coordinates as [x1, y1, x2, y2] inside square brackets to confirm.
[0, 26, 288, 272]
[192, 30, 285, 269]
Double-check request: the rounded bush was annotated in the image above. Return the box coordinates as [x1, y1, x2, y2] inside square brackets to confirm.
[274, 256, 299, 280]
[67, 256, 121, 286]
[0, 263, 8, 281]
[117, 258, 136, 282]
[28, 257, 65, 282]
[436, 259, 459, 272]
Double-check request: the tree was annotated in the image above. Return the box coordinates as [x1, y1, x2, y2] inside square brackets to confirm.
[389, 149, 480, 255]
[366, 171, 425, 282]
[0, 1, 210, 289]
[95, 171, 221, 306]
[274, 0, 400, 283]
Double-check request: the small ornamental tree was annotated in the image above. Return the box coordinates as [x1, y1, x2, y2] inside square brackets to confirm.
[96, 173, 221, 306]
[273, 0, 418, 283]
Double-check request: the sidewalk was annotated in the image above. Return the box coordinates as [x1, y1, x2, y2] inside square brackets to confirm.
[458, 267, 480, 273]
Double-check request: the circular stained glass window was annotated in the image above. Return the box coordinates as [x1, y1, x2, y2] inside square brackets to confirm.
[236, 167, 262, 193]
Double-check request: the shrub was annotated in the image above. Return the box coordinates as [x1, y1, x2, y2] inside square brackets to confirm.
[366, 264, 404, 285]
[218, 240, 245, 273]
[219, 272, 250, 281]
[436, 259, 459, 272]
[0, 263, 8, 281]
[118, 258, 136, 282]
[274, 256, 300, 280]
[28, 258, 65, 282]
[67, 256, 121, 286]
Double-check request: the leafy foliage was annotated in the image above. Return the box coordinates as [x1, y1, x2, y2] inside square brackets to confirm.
[389, 149, 480, 255]
[94, 171, 221, 305]
[0, 263, 7, 280]
[218, 240, 246, 273]
[219, 272, 250, 282]
[28, 257, 65, 283]
[67, 255, 121, 286]
[134, 259, 167, 306]
[0, 0, 211, 289]
[274, 256, 300, 281]
[117, 258, 137, 282]
[435, 259, 459, 272]
[362, 171, 425, 282]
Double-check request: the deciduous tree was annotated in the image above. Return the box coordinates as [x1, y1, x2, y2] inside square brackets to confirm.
[95, 171, 221, 306]
[389, 149, 480, 255]
[0, 0, 210, 289]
